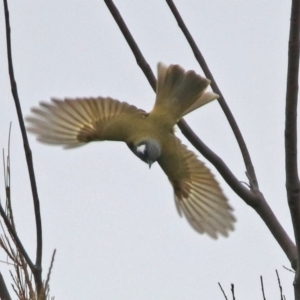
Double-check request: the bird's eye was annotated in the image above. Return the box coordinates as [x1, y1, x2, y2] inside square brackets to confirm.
[137, 144, 146, 154]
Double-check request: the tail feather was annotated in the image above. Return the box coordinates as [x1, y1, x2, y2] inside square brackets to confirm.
[151, 63, 218, 125]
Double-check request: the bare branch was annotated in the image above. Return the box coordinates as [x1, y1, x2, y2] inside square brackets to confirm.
[285, 0, 300, 295]
[165, 0, 258, 190]
[104, 0, 156, 90]
[276, 270, 284, 300]
[283, 265, 295, 273]
[44, 249, 56, 298]
[103, 0, 297, 267]
[230, 284, 235, 300]
[0, 272, 11, 300]
[162, 4, 296, 262]
[164, 2, 297, 266]
[179, 120, 297, 266]
[260, 276, 266, 300]
[218, 282, 228, 300]
[3, 0, 43, 293]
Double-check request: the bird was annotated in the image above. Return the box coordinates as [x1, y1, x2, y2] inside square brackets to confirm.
[26, 62, 235, 238]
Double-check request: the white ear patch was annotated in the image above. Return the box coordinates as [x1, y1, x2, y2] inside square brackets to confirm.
[137, 144, 146, 153]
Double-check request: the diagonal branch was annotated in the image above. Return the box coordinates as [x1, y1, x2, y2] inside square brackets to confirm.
[166, 0, 258, 190]
[285, 0, 300, 294]
[3, 0, 43, 294]
[218, 282, 228, 300]
[179, 119, 297, 267]
[103, 0, 297, 267]
[104, 0, 156, 89]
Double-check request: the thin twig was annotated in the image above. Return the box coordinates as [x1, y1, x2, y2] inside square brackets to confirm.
[260, 276, 266, 300]
[5, 123, 14, 230]
[3, 0, 43, 293]
[0, 220, 17, 263]
[283, 265, 295, 273]
[285, 0, 300, 294]
[3, 124, 15, 233]
[165, 0, 258, 190]
[229, 283, 235, 300]
[0, 259, 14, 266]
[230, 284, 235, 300]
[276, 270, 284, 300]
[218, 282, 228, 300]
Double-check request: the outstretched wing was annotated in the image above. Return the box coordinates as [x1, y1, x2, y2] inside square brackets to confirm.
[26, 97, 146, 148]
[158, 138, 235, 238]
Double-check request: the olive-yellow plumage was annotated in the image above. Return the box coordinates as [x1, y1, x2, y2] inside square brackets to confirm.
[26, 63, 235, 238]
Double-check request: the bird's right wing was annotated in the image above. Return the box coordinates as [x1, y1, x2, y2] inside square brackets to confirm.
[158, 138, 235, 238]
[26, 97, 146, 148]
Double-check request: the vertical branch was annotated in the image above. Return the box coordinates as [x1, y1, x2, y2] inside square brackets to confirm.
[3, 0, 43, 294]
[285, 0, 300, 296]
[230, 284, 235, 300]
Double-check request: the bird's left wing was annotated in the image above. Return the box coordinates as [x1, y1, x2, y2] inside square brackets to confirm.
[158, 138, 235, 238]
[26, 97, 146, 148]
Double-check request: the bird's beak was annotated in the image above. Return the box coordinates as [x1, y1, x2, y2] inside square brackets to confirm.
[148, 160, 153, 169]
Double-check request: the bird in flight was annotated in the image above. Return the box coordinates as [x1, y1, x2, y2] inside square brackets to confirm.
[26, 63, 235, 238]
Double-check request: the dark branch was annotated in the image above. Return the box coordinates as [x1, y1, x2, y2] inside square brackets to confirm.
[103, 0, 297, 266]
[0, 272, 11, 300]
[260, 276, 266, 300]
[104, 0, 156, 90]
[3, 0, 43, 294]
[165, 0, 258, 190]
[276, 270, 284, 300]
[230, 284, 235, 300]
[218, 282, 228, 300]
[285, 0, 300, 293]
[179, 115, 297, 267]
[103, 0, 254, 201]
[165, 0, 298, 267]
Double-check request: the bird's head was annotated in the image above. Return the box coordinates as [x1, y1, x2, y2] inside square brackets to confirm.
[128, 139, 161, 168]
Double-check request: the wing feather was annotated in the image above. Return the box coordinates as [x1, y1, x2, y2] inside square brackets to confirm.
[158, 138, 235, 238]
[26, 97, 146, 148]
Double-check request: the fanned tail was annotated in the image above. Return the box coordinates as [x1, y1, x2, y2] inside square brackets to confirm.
[151, 63, 218, 125]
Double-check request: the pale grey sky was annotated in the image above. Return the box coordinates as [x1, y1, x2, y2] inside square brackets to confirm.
[0, 1, 295, 299]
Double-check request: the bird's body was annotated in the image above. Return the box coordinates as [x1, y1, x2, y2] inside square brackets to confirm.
[27, 63, 235, 238]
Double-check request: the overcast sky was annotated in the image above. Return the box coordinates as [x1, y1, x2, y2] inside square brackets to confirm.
[0, 1, 295, 299]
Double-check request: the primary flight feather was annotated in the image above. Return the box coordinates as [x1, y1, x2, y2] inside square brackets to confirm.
[26, 63, 235, 238]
